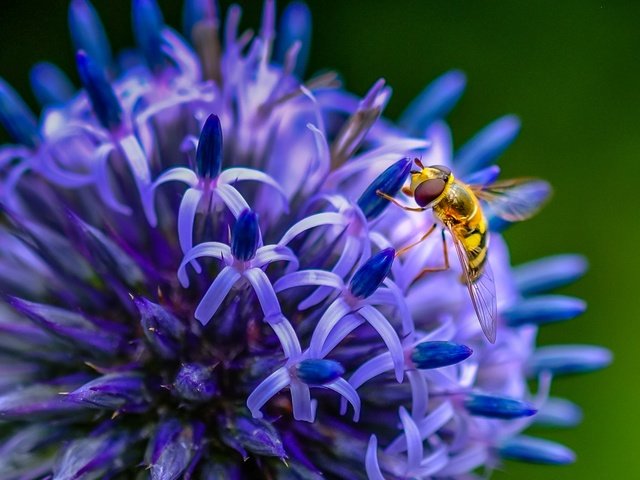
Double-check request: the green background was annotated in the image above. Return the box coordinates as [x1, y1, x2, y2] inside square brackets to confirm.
[1, 0, 637, 478]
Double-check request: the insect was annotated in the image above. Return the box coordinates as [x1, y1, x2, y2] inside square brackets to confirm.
[377, 159, 551, 343]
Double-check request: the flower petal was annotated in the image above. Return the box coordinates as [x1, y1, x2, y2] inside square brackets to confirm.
[365, 436, 385, 480]
[252, 245, 299, 270]
[308, 298, 352, 357]
[399, 69, 466, 135]
[357, 305, 404, 382]
[265, 314, 302, 359]
[454, 115, 521, 176]
[290, 380, 314, 422]
[177, 188, 205, 272]
[514, 254, 588, 296]
[219, 167, 288, 208]
[273, 270, 344, 296]
[244, 268, 282, 318]
[246, 367, 291, 419]
[177, 242, 230, 287]
[278, 212, 348, 246]
[194, 266, 241, 325]
[324, 378, 361, 422]
[213, 183, 250, 218]
[299, 234, 361, 310]
[407, 370, 429, 419]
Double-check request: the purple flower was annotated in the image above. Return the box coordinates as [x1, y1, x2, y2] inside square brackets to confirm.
[0, 0, 610, 478]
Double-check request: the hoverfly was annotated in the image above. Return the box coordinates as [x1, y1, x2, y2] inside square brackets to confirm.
[377, 159, 551, 343]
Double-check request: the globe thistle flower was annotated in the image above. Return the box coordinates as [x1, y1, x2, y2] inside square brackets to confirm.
[0, 1, 611, 478]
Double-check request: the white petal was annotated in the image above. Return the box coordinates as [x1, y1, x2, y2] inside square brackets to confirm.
[194, 266, 241, 325]
[308, 298, 352, 358]
[324, 378, 361, 422]
[213, 183, 250, 218]
[244, 268, 282, 318]
[273, 270, 344, 296]
[358, 305, 405, 382]
[278, 212, 348, 246]
[252, 245, 299, 270]
[177, 242, 230, 287]
[290, 380, 314, 422]
[247, 367, 291, 419]
[365, 436, 386, 480]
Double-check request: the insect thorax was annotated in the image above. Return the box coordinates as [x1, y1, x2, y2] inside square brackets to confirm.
[434, 181, 479, 225]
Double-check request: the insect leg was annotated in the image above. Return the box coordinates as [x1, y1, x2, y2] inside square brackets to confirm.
[396, 223, 438, 257]
[413, 229, 450, 282]
[376, 190, 427, 212]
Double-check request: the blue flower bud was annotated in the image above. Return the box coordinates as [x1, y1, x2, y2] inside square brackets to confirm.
[0, 380, 87, 420]
[29, 62, 75, 107]
[503, 295, 586, 327]
[76, 51, 123, 130]
[274, 2, 312, 78]
[68, 0, 112, 71]
[399, 70, 467, 135]
[147, 419, 204, 479]
[231, 210, 260, 261]
[174, 363, 217, 402]
[54, 431, 131, 478]
[135, 297, 186, 359]
[357, 158, 412, 220]
[514, 254, 588, 296]
[463, 164, 500, 186]
[410, 341, 473, 369]
[349, 248, 395, 299]
[296, 359, 344, 385]
[8, 296, 122, 356]
[464, 393, 537, 419]
[534, 397, 583, 428]
[0, 78, 40, 148]
[147, 418, 183, 463]
[132, 0, 165, 71]
[455, 115, 521, 176]
[499, 435, 576, 465]
[527, 344, 612, 377]
[196, 114, 223, 178]
[233, 416, 286, 459]
[183, 0, 219, 38]
[67, 372, 150, 413]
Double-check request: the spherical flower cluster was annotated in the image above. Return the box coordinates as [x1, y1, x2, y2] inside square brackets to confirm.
[0, 1, 611, 478]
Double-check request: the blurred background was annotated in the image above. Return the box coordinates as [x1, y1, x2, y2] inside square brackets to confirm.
[1, 0, 637, 477]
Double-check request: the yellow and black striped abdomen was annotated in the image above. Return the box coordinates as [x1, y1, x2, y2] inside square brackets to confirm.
[454, 211, 489, 280]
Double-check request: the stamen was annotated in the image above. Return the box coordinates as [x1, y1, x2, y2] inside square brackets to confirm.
[295, 359, 345, 385]
[357, 157, 412, 220]
[410, 341, 473, 369]
[231, 209, 260, 261]
[349, 248, 395, 299]
[464, 393, 537, 419]
[196, 114, 223, 179]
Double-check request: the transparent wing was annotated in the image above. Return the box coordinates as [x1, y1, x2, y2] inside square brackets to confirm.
[449, 228, 497, 343]
[471, 178, 552, 222]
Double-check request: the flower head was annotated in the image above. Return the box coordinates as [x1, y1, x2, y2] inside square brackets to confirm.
[0, 1, 610, 478]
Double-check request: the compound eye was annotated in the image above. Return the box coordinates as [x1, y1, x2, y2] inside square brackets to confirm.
[415, 179, 446, 207]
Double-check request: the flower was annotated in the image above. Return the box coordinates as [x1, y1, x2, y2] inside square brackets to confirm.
[0, 0, 610, 478]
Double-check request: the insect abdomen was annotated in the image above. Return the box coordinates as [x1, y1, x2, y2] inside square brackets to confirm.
[456, 214, 489, 280]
